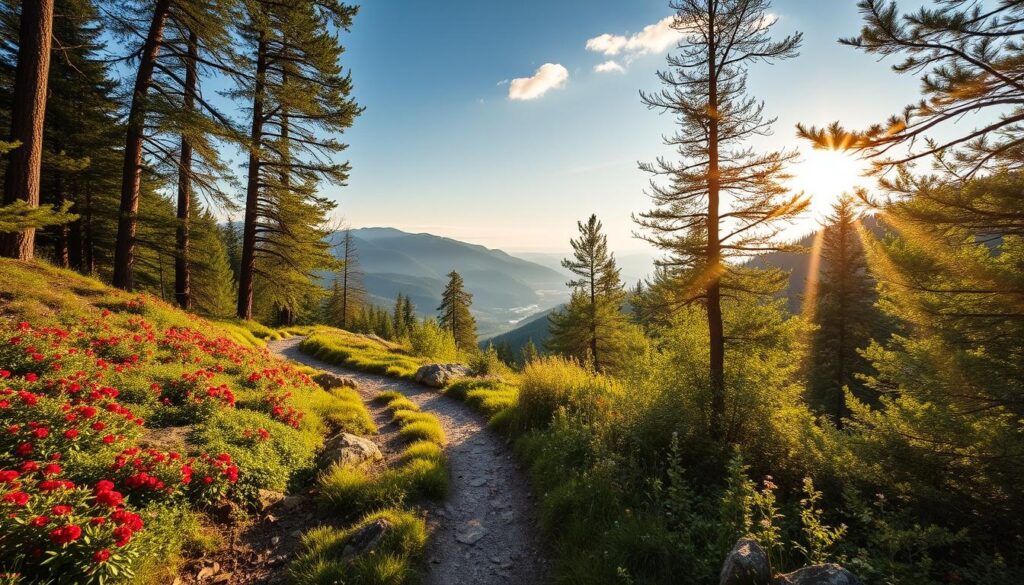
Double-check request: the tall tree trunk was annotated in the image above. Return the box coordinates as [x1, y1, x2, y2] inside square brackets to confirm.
[175, 29, 198, 310]
[706, 9, 726, 441]
[112, 0, 171, 290]
[1, 0, 54, 260]
[590, 256, 598, 371]
[236, 33, 268, 320]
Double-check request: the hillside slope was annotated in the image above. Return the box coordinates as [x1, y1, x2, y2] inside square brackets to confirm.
[0, 260, 373, 584]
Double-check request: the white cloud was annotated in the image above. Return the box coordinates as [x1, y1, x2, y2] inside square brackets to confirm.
[585, 33, 628, 56]
[594, 60, 625, 74]
[586, 16, 684, 60]
[508, 63, 569, 101]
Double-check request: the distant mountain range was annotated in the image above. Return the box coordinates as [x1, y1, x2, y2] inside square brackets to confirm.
[483, 217, 888, 351]
[332, 228, 570, 338]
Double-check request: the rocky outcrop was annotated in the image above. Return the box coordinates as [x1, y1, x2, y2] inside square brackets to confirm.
[774, 564, 862, 585]
[719, 539, 861, 585]
[414, 363, 471, 388]
[312, 372, 357, 390]
[720, 538, 771, 585]
[320, 432, 383, 468]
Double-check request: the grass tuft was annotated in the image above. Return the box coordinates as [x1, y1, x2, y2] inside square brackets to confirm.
[288, 509, 427, 585]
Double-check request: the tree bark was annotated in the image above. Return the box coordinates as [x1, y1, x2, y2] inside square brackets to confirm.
[706, 7, 726, 441]
[236, 33, 268, 320]
[175, 29, 198, 310]
[1, 0, 54, 260]
[112, 0, 171, 290]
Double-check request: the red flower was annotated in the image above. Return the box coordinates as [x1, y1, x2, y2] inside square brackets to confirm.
[15, 442, 32, 456]
[0, 370, 9, 378]
[102, 435, 116, 444]
[63, 429, 79, 440]
[2, 491, 29, 505]
[49, 524, 82, 545]
[112, 525, 132, 547]
[93, 549, 111, 563]
[91, 421, 106, 431]
[0, 470, 19, 483]
[51, 505, 73, 516]
[95, 489, 123, 507]
[95, 480, 115, 492]
[30, 515, 49, 527]
[32, 427, 49, 439]
[25, 373, 38, 382]
[43, 463, 61, 476]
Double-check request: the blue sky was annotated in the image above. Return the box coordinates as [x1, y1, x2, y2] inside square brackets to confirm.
[308, 0, 924, 253]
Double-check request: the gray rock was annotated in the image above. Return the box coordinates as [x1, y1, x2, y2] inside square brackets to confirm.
[415, 363, 471, 388]
[774, 564, 861, 585]
[455, 520, 487, 545]
[341, 518, 393, 560]
[257, 489, 285, 511]
[313, 372, 357, 390]
[321, 432, 383, 468]
[720, 538, 771, 585]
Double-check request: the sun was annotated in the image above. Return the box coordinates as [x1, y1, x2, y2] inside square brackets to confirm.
[788, 148, 871, 220]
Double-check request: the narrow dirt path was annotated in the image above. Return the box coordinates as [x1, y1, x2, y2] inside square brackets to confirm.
[268, 337, 548, 585]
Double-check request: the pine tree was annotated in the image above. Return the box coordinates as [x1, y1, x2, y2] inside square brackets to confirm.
[798, 1, 1024, 176]
[189, 209, 235, 317]
[331, 228, 365, 328]
[547, 214, 629, 373]
[235, 0, 361, 319]
[521, 339, 539, 365]
[35, 0, 122, 271]
[848, 172, 1024, 545]
[438, 270, 476, 349]
[109, 0, 241, 293]
[635, 0, 805, 438]
[0, 0, 53, 259]
[807, 195, 887, 425]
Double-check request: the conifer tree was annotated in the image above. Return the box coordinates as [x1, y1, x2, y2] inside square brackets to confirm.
[234, 0, 361, 319]
[109, 0, 241, 292]
[850, 172, 1024, 544]
[0, 0, 53, 259]
[799, 0, 1024, 176]
[547, 214, 629, 373]
[635, 0, 805, 437]
[807, 195, 887, 425]
[36, 0, 122, 271]
[521, 339, 539, 365]
[438, 270, 476, 349]
[330, 228, 364, 328]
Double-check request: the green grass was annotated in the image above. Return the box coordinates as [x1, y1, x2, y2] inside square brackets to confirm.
[444, 377, 520, 419]
[399, 441, 444, 465]
[318, 398, 449, 515]
[300, 330, 429, 380]
[385, 396, 419, 412]
[391, 409, 435, 426]
[398, 420, 446, 445]
[288, 509, 428, 585]
[374, 391, 404, 404]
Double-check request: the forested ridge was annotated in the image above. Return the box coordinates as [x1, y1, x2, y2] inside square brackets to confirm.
[0, 0, 1023, 584]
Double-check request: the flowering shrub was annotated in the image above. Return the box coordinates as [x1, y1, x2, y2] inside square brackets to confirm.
[0, 296, 333, 582]
[0, 471, 144, 583]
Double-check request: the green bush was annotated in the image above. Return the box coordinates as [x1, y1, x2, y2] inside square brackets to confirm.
[408, 319, 459, 362]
